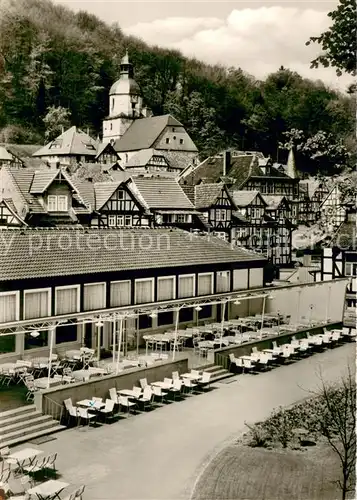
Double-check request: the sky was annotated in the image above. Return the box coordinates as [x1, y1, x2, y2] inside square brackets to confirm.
[53, 0, 352, 92]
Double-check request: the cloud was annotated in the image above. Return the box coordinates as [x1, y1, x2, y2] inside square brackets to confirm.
[125, 7, 353, 91]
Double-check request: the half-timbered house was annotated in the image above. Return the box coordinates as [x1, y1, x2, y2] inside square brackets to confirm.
[123, 148, 180, 174]
[320, 185, 346, 230]
[193, 183, 236, 241]
[321, 208, 357, 307]
[0, 227, 266, 359]
[0, 166, 91, 227]
[0, 199, 27, 227]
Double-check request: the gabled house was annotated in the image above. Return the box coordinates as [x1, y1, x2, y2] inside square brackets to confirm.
[123, 148, 180, 174]
[33, 127, 120, 169]
[0, 144, 45, 169]
[321, 208, 357, 307]
[0, 166, 91, 227]
[78, 179, 151, 228]
[114, 114, 198, 171]
[231, 190, 267, 224]
[128, 175, 197, 227]
[193, 183, 236, 241]
[320, 184, 346, 230]
[262, 195, 294, 266]
[0, 199, 27, 227]
[0, 146, 23, 168]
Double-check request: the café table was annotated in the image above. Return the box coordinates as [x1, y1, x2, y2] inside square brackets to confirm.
[181, 372, 201, 381]
[34, 377, 63, 389]
[77, 399, 105, 410]
[151, 380, 172, 390]
[7, 448, 43, 474]
[28, 479, 69, 500]
[118, 389, 141, 398]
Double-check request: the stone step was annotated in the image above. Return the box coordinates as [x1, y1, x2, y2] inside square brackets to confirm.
[0, 415, 54, 436]
[209, 368, 234, 383]
[1, 425, 66, 449]
[0, 405, 37, 422]
[0, 419, 60, 445]
[0, 408, 39, 428]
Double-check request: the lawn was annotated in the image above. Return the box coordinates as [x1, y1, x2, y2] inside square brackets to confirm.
[192, 442, 346, 500]
[0, 383, 31, 412]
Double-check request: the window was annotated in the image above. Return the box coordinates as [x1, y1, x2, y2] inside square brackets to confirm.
[180, 139, 184, 144]
[180, 307, 193, 322]
[125, 215, 132, 226]
[172, 128, 175, 132]
[55, 285, 80, 315]
[47, 195, 57, 211]
[24, 288, 51, 350]
[110, 280, 131, 307]
[198, 305, 212, 319]
[177, 214, 188, 223]
[135, 278, 154, 304]
[233, 269, 248, 290]
[165, 138, 170, 144]
[138, 314, 152, 330]
[57, 195, 68, 212]
[178, 274, 195, 298]
[117, 216, 124, 226]
[216, 209, 226, 221]
[345, 263, 357, 277]
[163, 214, 173, 224]
[198, 273, 213, 296]
[0, 291, 18, 353]
[216, 271, 230, 293]
[83, 282, 106, 311]
[111, 98, 114, 110]
[108, 215, 116, 227]
[56, 324, 77, 344]
[117, 190, 124, 200]
[24, 288, 51, 320]
[158, 311, 174, 326]
[249, 268, 264, 288]
[0, 291, 19, 324]
[157, 276, 175, 301]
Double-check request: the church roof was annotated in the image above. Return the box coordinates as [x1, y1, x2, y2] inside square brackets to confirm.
[114, 115, 191, 152]
[33, 127, 99, 157]
[110, 78, 141, 96]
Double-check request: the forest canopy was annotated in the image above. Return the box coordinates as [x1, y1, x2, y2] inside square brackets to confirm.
[0, 0, 354, 175]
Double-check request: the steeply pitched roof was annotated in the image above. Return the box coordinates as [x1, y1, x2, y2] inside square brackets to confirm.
[180, 154, 261, 187]
[10, 169, 44, 212]
[0, 227, 266, 281]
[231, 190, 264, 207]
[33, 127, 99, 157]
[262, 195, 286, 210]
[71, 162, 117, 183]
[29, 170, 59, 194]
[94, 182, 122, 210]
[330, 220, 356, 248]
[114, 114, 193, 152]
[0, 199, 27, 226]
[0, 143, 46, 169]
[73, 180, 95, 209]
[124, 148, 169, 168]
[129, 176, 195, 210]
[0, 146, 14, 161]
[194, 183, 225, 209]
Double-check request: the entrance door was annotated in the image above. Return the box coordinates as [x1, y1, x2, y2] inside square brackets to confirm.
[84, 323, 93, 348]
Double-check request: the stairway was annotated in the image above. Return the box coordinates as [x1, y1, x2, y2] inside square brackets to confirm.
[0, 405, 66, 448]
[198, 363, 233, 383]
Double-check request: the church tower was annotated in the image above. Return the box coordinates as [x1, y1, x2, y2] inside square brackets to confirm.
[102, 51, 144, 145]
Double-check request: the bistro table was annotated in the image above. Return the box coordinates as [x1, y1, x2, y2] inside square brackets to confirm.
[180, 373, 201, 381]
[7, 448, 43, 474]
[77, 399, 105, 410]
[151, 380, 172, 390]
[118, 389, 142, 398]
[28, 479, 69, 500]
[34, 377, 63, 389]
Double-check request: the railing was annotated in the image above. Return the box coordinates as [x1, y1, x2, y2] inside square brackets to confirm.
[43, 395, 64, 424]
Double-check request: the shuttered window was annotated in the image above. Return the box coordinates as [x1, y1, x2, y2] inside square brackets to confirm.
[0, 292, 18, 324]
[216, 271, 230, 293]
[24, 289, 51, 320]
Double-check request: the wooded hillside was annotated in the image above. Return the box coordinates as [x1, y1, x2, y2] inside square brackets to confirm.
[0, 0, 354, 174]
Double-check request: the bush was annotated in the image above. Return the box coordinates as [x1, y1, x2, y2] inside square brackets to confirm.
[245, 422, 270, 448]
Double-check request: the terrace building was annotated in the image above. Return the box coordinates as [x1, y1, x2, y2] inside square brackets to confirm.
[0, 227, 266, 360]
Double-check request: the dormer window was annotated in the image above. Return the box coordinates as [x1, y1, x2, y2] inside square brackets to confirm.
[166, 138, 170, 144]
[84, 143, 96, 151]
[48, 195, 68, 212]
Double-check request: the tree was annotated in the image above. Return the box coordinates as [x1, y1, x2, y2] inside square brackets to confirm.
[306, 0, 357, 76]
[43, 105, 71, 140]
[314, 369, 356, 500]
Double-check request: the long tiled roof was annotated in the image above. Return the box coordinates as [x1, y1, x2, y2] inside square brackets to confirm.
[0, 228, 265, 281]
[33, 127, 99, 157]
[194, 184, 224, 209]
[130, 176, 194, 210]
[114, 114, 198, 152]
[124, 148, 168, 168]
[94, 182, 121, 210]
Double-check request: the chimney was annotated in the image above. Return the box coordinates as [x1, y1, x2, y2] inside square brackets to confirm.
[223, 150, 231, 176]
[61, 126, 64, 134]
[86, 128, 89, 135]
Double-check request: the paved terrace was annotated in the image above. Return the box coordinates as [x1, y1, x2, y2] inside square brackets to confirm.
[16, 343, 355, 500]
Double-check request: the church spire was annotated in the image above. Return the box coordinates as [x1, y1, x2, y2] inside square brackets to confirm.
[286, 147, 297, 179]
